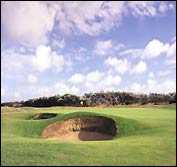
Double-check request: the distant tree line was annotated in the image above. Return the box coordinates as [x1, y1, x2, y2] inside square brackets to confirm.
[1, 92, 176, 107]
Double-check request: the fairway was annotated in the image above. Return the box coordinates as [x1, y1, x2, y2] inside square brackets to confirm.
[1, 105, 176, 166]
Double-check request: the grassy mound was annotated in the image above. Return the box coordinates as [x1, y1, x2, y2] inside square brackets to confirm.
[1, 111, 147, 139]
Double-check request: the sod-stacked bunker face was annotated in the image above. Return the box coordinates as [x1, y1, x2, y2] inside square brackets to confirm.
[42, 116, 117, 141]
[33, 113, 57, 120]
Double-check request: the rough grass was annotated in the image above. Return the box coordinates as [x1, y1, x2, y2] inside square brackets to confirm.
[1, 105, 176, 166]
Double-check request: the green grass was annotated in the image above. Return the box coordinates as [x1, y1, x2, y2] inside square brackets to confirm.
[1, 105, 176, 166]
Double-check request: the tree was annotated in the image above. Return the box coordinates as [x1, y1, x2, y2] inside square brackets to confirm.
[141, 95, 149, 105]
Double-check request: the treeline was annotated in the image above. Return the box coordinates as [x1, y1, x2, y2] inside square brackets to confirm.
[1, 92, 176, 107]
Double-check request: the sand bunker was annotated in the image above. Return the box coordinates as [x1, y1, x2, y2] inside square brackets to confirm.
[42, 116, 117, 141]
[33, 113, 57, 120]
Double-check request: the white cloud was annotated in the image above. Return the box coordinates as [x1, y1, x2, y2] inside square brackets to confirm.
[127, 1, 174, 17]
[32, 45, 65, 72]
[160, 80, 176, 93]
[69, 47, 89, 62]
[165, 40, 176, 66]
[86, 70, 103, 82]
[53, 1, 174, 36]
[149, 79, 176, 93]
[2, 1, 174, 47]
[2, 45, 65, 74]
[119, 49, 142, 58]
[120, 38, 175, 60]
[2, 49, 32, 75]
[27, 74, 38, 84]
[70, 86, 80, 95]
[69, 73, 85, 84]
[104, 75, 121, 86]
[127, 1, 157, 17]
[164, 58, 176, 65]
[84, 70, 122, 92]
[158, 2, 174, 13]
[55, 82, 70, 95]
[158, 70, 173, 77]
[55, 82, 80, 95]
[14, 92, 21, 99]
[128, 78, 176, 94]
[52, 52, 65, 72]
[166, 41, 176, 57]
[53, 1, 125, 36]
[143, 39, 167, 58]
[115, 43, 126, 51]
[37, 87, 54, 97]
[2, 1, 55, 46]
[148, 72, 155, 78]
[105, 57, 131, 74]
[52, 38, 65, 49]
[147, 78, 157, 90]
[94, 40, 125, 56]
[1, 88, 5, 97]
[129, 83, 145, 93]
[94, 40, 113, 55]
[131, 61, 147, 74]
[32, 45, 52, 72]
[19, 46, 26, 53]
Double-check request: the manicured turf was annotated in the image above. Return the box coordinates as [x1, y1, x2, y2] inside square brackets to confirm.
[1, 105, 176, 166]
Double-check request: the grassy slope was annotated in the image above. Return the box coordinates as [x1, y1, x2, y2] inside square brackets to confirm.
[1, 105, 176, 166]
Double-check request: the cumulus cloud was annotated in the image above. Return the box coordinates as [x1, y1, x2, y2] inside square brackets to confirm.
[2, 45, 65, 75]
[55, 82, 80, 95]
[94, 40, 125, 56]
[84, 71, 122, 92]
[94, 40, 113, 55]
[51, 52, 65, 72]
[105, 56, 148, 75]
[67, 70, 122, 93]
[128, 78, 175, 94]
[55, 82, 71, 95]
[120, 39, 166, 58]
[120, 38, 176, 61]
[164, 40, 176, 66]
[143, 39, 168, 58]
[70, 86, 80, 95]
[2, 1, 55, 46]
[105, 57, 131, 74]
[148, 72, 155, 78]
[104, 75, 121, 86]
[14, 92, 21, 100]
[86, 70, 104, 82]
[69, 73, 85, 84]
[27, 74, 38, 84]
[166, 41, 176, 57]
[105, 57, 147, 74]
[129, 82, 145, 93]
[32, 45, 52, 72]
[131, 61, 147, 74]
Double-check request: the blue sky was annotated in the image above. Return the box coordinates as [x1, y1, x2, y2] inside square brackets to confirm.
[1, 1, 176, 102]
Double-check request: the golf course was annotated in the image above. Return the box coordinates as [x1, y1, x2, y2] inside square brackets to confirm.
[1, 105, 176, 166]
